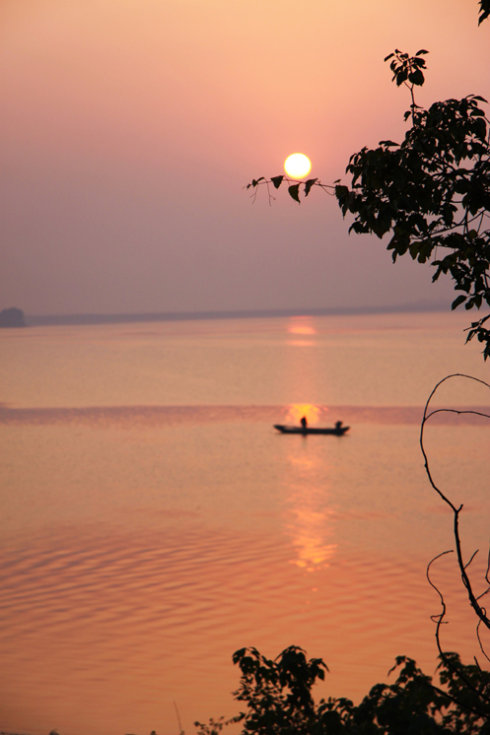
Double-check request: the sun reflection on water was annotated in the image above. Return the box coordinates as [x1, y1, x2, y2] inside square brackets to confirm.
[281, 419, 338, 571]
[287, 320, 317, 336]
[290, 504, 337, 571]
[286, 316, 318, 346]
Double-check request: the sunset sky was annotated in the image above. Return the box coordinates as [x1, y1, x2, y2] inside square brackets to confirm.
[2, 0, 489, 316]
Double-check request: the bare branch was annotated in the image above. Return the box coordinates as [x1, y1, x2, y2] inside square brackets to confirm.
[427, 551, 490, 716]
[422, 373, 490, 676]
[476, 618, 490, 664]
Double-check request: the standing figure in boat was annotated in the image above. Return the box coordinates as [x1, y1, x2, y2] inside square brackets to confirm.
[300, 416, 308, 431]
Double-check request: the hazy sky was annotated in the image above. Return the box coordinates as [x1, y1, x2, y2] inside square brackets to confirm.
[2, 0, 489, 315]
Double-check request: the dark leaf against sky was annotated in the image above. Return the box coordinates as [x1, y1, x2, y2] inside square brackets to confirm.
[479, 0, 490, 24]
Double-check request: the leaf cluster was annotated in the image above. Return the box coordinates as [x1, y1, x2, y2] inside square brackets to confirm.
[384, 49, 428, 89]
[336, 88, 490, 358]
[195, 647, 490, 735]
[233, 645, 328, 734]
[246, 174, 328, 204]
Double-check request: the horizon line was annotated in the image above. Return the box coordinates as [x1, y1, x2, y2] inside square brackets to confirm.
[24, 302, 449, 327]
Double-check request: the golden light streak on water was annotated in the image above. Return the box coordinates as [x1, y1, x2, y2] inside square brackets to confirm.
[283, 446, 338, 571]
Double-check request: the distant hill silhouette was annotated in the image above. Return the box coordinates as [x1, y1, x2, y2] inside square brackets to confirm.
[0, 307, 26, 327]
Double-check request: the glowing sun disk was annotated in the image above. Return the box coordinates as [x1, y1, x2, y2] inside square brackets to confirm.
[284, 153, 312, 179]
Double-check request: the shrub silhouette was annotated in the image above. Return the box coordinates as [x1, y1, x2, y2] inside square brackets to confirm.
[195, 646, 490, 734]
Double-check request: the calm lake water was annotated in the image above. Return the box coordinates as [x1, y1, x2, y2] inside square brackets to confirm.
[0, 311, 489, 735]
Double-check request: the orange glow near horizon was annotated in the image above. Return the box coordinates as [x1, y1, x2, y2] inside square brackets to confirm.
[286, 403, 322, 425]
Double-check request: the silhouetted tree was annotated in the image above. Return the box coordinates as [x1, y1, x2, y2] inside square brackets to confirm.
[195, 645, 490, 734]
[0, 307, 26, 327]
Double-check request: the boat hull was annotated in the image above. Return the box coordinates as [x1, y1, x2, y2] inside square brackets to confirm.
[273, 424, 349, 436]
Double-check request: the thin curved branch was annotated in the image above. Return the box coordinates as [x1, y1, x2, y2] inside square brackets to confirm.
[420, 373, 490, 510]
[421, 373, 490, 635]
[425, 407, 490, 422]
[427, 550, 452, 657]
[476, 618, 490, 664]
[246, 175, 336, 206]
[427, 551, 490, 715]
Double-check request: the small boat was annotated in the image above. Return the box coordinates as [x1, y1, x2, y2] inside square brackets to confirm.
[274, 424, 350, 436]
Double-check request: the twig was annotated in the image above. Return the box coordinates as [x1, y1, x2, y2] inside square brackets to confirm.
[422, 373, 490, 709]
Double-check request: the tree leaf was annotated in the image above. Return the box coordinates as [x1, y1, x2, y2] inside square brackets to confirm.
[304, 178, 318, 197]
[479, 0, 490, 24]
[247, 177, 265, 189]
[271, 175, 284, 189]
[409, 68, 425, 86]
[288, 184, 301, 203]
[451, 294, 467, 310]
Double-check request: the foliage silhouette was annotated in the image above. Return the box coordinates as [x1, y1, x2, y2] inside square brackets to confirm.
[247, 2, 490, 359]
[335, 79, 490, 359]
[480, 0, 490, 24]
[195, 646, 490, 734]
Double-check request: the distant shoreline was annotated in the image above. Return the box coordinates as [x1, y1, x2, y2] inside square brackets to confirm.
[25, 303, 448, 327]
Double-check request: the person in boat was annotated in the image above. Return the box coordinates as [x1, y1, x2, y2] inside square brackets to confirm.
[335, 420, 343, 431]
[300, 416, 308, 430]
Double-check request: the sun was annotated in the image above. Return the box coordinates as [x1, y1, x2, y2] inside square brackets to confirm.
[284, 153, 312, 179]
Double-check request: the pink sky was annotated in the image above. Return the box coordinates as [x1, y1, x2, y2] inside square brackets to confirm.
[2, 0, 489, 315]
